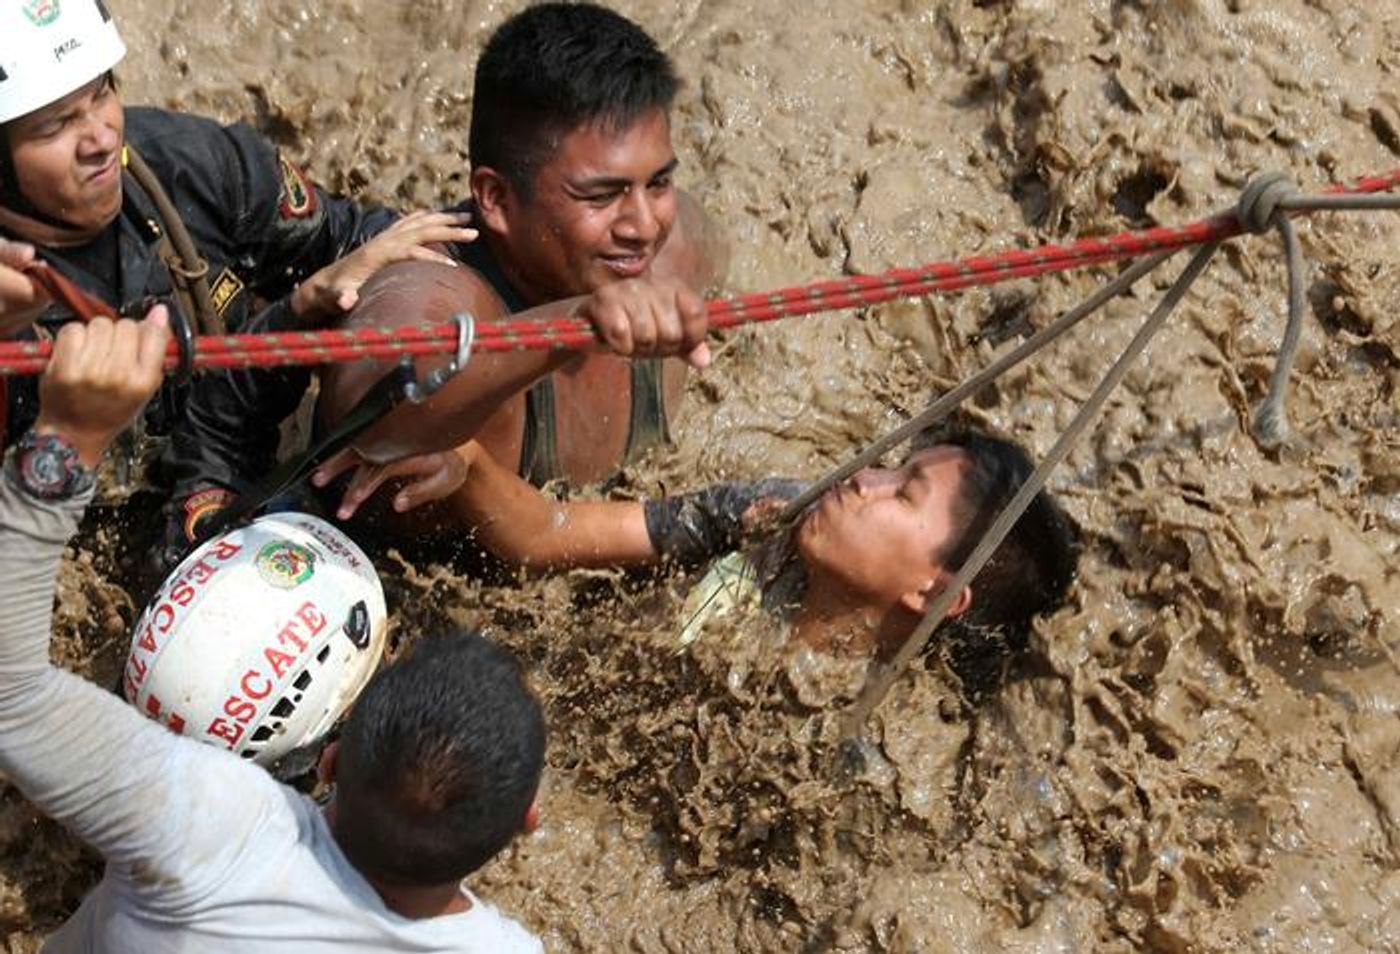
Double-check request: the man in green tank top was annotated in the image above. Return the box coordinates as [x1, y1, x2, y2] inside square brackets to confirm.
[317, 3, 727, 519]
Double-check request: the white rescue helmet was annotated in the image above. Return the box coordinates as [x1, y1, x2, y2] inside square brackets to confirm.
[124, 513, 388, 766]
[0, 1, 126, 124]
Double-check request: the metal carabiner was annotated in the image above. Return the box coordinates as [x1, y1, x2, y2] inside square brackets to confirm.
[404, 312, 475, 404]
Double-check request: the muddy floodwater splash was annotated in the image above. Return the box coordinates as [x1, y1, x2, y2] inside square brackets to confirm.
[4, 1, 1400, 952]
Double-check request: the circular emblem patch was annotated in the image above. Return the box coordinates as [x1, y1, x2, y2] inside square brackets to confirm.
[255, 540, 317, 589]
[23, 0, 62, 27]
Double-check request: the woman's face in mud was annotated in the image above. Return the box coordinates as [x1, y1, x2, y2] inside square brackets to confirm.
[796, 445, 970, 605]
[5, 75, 124, 232]
[491, 107, 679, 302]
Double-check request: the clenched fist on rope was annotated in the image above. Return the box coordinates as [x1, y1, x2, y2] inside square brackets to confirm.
[574, 274, 710, 370]
[4, 306, 170, 506]
[34, 309, 172, 467]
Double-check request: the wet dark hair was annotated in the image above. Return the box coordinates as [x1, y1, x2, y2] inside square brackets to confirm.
[905, 431, 1079, 689]
[333, 630, 546, 885]
[934, 432, 1079, 627]
[468, 2, 680, 195]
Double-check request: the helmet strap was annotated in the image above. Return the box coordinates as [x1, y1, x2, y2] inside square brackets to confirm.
[0, 126, 30, 219]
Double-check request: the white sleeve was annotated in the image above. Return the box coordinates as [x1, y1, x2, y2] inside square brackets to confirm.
[0, 481, 291, 914]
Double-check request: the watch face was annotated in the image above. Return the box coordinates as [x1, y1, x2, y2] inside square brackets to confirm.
[25, 449, 67, 490]
[13, 432, 89, 499]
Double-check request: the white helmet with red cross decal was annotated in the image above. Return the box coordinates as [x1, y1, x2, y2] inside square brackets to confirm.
[0, 0, 126, 124]
[124, 512, 388, 767]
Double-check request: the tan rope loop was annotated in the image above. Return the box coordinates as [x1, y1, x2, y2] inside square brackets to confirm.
[1236, 172, 1300, 234]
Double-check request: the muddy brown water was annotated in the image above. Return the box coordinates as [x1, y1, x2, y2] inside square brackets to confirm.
[4, 1, 1400, 951]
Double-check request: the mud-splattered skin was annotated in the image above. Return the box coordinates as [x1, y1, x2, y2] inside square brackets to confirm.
[6, 1, 1400, 951]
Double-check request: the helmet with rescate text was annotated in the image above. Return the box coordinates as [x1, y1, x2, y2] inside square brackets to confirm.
[124, 512, 388, 767]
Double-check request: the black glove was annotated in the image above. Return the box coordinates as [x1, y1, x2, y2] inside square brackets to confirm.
[643, 478, 806, 567]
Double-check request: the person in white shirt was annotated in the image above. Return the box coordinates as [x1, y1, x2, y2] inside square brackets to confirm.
[0, 306, 546, 952]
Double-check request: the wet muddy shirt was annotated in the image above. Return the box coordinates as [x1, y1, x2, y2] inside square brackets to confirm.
[676, 545, 872, 709]
[0, 483, 540, 954]
[678, 542, 806, 645]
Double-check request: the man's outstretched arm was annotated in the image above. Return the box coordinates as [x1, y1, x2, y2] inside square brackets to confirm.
[0, 310, 286, 913]
[317, 439, 657, 569]
[318, 439, 805, 571]
[319, 261, 712, 465]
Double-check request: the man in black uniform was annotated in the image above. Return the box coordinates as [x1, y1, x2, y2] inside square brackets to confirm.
[0, 0, 472, 558]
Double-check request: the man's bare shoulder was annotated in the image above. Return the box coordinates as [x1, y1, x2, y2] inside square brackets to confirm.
[344, 257, 510, 331]
[320, 258, 510, 427]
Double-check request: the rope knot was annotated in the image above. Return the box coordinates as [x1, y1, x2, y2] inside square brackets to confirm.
[1237, 172, 1299, 234]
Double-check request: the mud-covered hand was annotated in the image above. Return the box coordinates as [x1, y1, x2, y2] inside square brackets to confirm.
[34, 307, 171, 467]
[739, 495, 792, 536]
[0, 238, 50, 339]
[644, 477, 807, 566]
[291, 210, 478, 320]
[576, 274, 711, 369]
[312, 445, 469, 521]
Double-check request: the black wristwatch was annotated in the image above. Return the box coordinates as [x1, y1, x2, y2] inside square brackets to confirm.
[5, 430, 96, 501]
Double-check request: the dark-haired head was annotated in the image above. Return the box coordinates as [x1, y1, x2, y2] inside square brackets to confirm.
[914, 431, 1079, 690]
[331, 630, 546, 885]
[794, 428, 1078, 678]
[469, 3, 680, 196]
[934, 431, 1078, 628]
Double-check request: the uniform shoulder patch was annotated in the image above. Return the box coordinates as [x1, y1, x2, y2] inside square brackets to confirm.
[208, 268, 245, 316]
[182, 487, 236, 544]
[277, 154, 319, 220]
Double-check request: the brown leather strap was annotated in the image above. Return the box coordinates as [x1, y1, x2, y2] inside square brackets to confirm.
[123, 146, 225, 335]
[0, 203, 102, 248]
[24, 260, 117, 320]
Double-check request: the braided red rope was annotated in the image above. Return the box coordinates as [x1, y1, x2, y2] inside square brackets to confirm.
[3, 168, 1397, 377]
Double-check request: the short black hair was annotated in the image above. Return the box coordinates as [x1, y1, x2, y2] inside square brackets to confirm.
[937, 432, 1078, 625]
[904, 432, 1078, 691]
[333, 630, 546, 885]
[469, 2, 680, 194]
